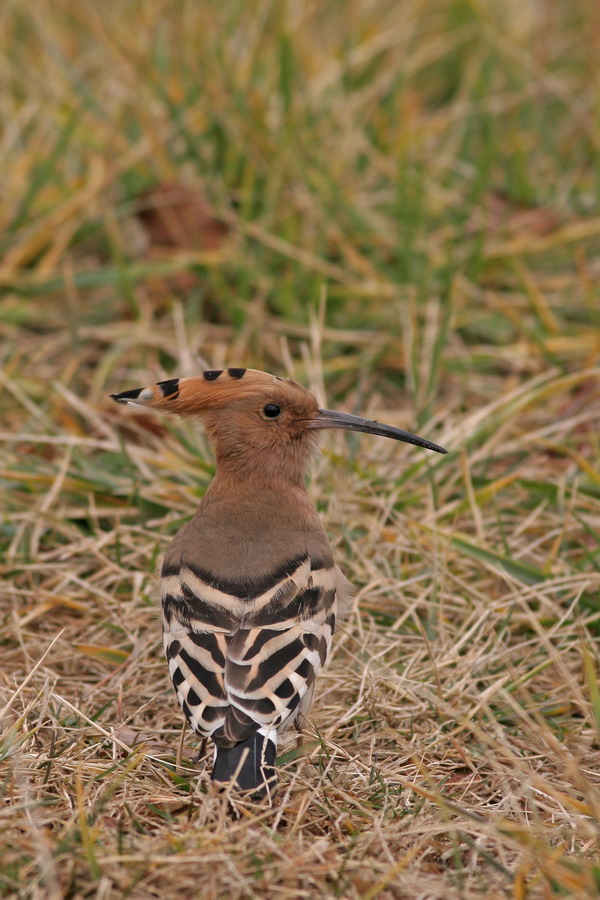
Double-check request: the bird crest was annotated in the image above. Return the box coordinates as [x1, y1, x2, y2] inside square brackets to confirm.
[111, 367, 312, 416]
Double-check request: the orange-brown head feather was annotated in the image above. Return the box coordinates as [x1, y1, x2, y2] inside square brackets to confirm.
[111, 368, 322, 482]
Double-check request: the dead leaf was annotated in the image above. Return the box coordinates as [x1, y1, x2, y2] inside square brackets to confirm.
[467, 190, 561, 239]
[135, 182, 230, 251]
[131, 182, 232, 294]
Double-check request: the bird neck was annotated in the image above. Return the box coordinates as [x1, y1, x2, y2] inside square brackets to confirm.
[195, 466, 322, 544]
[181, 465, 329, 584]
[210, 460, 308, 494]
[208, 444, 312, 488]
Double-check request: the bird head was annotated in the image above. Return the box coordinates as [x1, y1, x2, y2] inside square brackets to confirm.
[111, 367, 447, 481]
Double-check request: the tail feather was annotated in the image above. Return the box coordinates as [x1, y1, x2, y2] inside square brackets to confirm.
[212, 731, 277, 800]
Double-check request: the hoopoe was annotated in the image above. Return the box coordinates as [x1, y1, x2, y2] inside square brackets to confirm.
[111, 368, 447, 799]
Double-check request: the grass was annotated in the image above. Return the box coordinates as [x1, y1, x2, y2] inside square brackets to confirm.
[1, 0, 600, 897]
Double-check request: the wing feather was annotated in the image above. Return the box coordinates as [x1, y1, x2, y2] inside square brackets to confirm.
[221, 572, 336, 743]
[161, 554, 338, 748]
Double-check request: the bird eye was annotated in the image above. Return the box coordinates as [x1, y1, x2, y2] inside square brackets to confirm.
[263, 403, 281, 418]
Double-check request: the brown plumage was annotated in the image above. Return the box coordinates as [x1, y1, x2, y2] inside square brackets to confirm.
[111, 367, 447, 800]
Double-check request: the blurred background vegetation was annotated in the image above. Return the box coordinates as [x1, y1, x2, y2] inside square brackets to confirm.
[2, 1, 600, 897]
[3, 0, 599, 400]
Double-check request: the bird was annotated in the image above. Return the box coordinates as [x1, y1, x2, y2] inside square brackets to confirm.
[111, 367, 447, 800]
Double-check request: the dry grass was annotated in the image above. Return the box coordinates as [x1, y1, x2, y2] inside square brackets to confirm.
[2, 1, 600, 897]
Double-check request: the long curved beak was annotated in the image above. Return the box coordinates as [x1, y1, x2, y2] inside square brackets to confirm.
[308, 408, 448, 455]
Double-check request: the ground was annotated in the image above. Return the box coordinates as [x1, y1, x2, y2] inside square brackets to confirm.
[1, 1, 600, 898]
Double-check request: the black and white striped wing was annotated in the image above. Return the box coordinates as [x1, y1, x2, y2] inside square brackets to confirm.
[161, 568, 235, 739]
[161, 556, 337, 748]
[219, 558, 337, 745]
